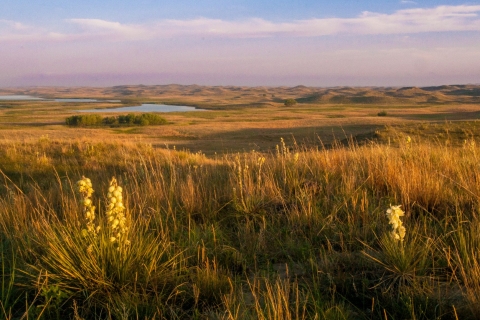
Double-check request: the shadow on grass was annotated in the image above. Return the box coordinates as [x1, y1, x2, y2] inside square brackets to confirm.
[163, 124, 383, 155]
[397, 110, 480, 121]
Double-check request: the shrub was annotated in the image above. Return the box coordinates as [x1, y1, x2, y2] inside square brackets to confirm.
[102, 116, 118, 126]
[138, 113, 167, 125]
[378, 111, 388, 116]
[65, 114, 103, 126]
[284, 98, 297, 107]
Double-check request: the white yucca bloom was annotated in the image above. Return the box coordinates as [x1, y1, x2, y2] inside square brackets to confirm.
[77, 176, 97, 236]
[386, 205, 406, 241]
[105, 177, 129, 247]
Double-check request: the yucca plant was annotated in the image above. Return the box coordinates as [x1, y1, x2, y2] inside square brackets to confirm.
[25, 177, 187, 318]
[363, 206, 435, 295]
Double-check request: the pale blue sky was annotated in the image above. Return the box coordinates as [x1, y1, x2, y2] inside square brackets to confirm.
[1, 1, 480, 87]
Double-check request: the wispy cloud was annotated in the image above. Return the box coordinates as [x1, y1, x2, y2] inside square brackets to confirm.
[400, 1, 418, 5]
[68, 19, 149, 40]
[0, 19, 29, 30]
[166, 5, 480, 37]
[2, 5, 480, 43]
[0, 19, 41, 41]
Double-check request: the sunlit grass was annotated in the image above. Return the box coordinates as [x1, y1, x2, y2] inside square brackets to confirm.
[0, 134, 479, 318]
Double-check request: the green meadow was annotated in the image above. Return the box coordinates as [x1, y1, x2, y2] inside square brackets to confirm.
[1, 85, 480, 319]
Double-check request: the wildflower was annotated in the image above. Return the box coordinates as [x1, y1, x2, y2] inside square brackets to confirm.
[293, 152, 299, 163]
[406, 136, 411, 144]
[77, 176, 98, 236]
[105, 177, 129, 247]
[280, 137, 287, 156]
[398, 225, 406, 240]
[386, 205, 406, 241]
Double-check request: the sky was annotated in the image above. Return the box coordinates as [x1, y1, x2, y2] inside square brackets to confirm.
[1, 0, 480, 87]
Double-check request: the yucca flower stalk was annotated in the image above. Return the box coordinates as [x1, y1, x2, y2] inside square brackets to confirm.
[386, 205, 406, 241]
[106, 177, 129, 246]
[76, 176, 99, 237]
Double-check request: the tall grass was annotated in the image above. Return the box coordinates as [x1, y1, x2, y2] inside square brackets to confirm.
[0, 135, 479, 318]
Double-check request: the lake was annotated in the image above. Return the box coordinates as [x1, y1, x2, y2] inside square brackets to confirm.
[0, 96, 203, 113]
[79, 104, 205, 113]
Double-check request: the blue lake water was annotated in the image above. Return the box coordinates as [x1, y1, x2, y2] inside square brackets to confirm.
[0, 96, 203, 113]
[79, 104, 205, 113]
[55, 98, 98, 102]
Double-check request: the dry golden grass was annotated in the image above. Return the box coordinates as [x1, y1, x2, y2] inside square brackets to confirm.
[1, 136, 480, 318]
[0, 84, 479, 318]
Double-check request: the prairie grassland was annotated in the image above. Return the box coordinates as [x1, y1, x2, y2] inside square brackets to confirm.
[1, 134, 480, 319]
[2, 93, 480, 154]
[2, 85, 480, 318]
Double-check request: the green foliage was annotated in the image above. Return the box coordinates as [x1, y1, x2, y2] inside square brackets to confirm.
[65, 114, 103, 126]
[65, 113, 167, 127]
[33, 284, 70, 320]
[284, 98, 297, 107]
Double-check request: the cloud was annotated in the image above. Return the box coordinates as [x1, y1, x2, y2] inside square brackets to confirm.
[68, 19, 148, 40]
[68, 5, 480, 38]
[0, 19, 40, 41]
[400, 1, 417, 4]
[0, 19, 29, 31]
[152, 5, 480, 37]
[2, 4, 480, 43]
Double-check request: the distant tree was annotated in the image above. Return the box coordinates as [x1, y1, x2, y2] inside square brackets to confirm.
[137, 113, 167, 125]
[284, 99, 297, 107]
[65, 115, 80, 126]
[81, 114, 103, 126]
[65, 114, 102, 126]
[103, 116, 118, 126]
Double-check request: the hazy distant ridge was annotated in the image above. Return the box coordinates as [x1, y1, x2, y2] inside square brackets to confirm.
[2, 84, 480, 105]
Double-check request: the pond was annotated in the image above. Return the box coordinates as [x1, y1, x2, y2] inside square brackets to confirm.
[55, 98, 100, 102]
[0, 96, 204, 113]
[79, 104, 205, 113]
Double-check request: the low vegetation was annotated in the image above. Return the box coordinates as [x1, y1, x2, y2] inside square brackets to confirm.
[65, 113, 167, 127]
[284, 98, 297, 107]
[1, 130, 480, 319]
